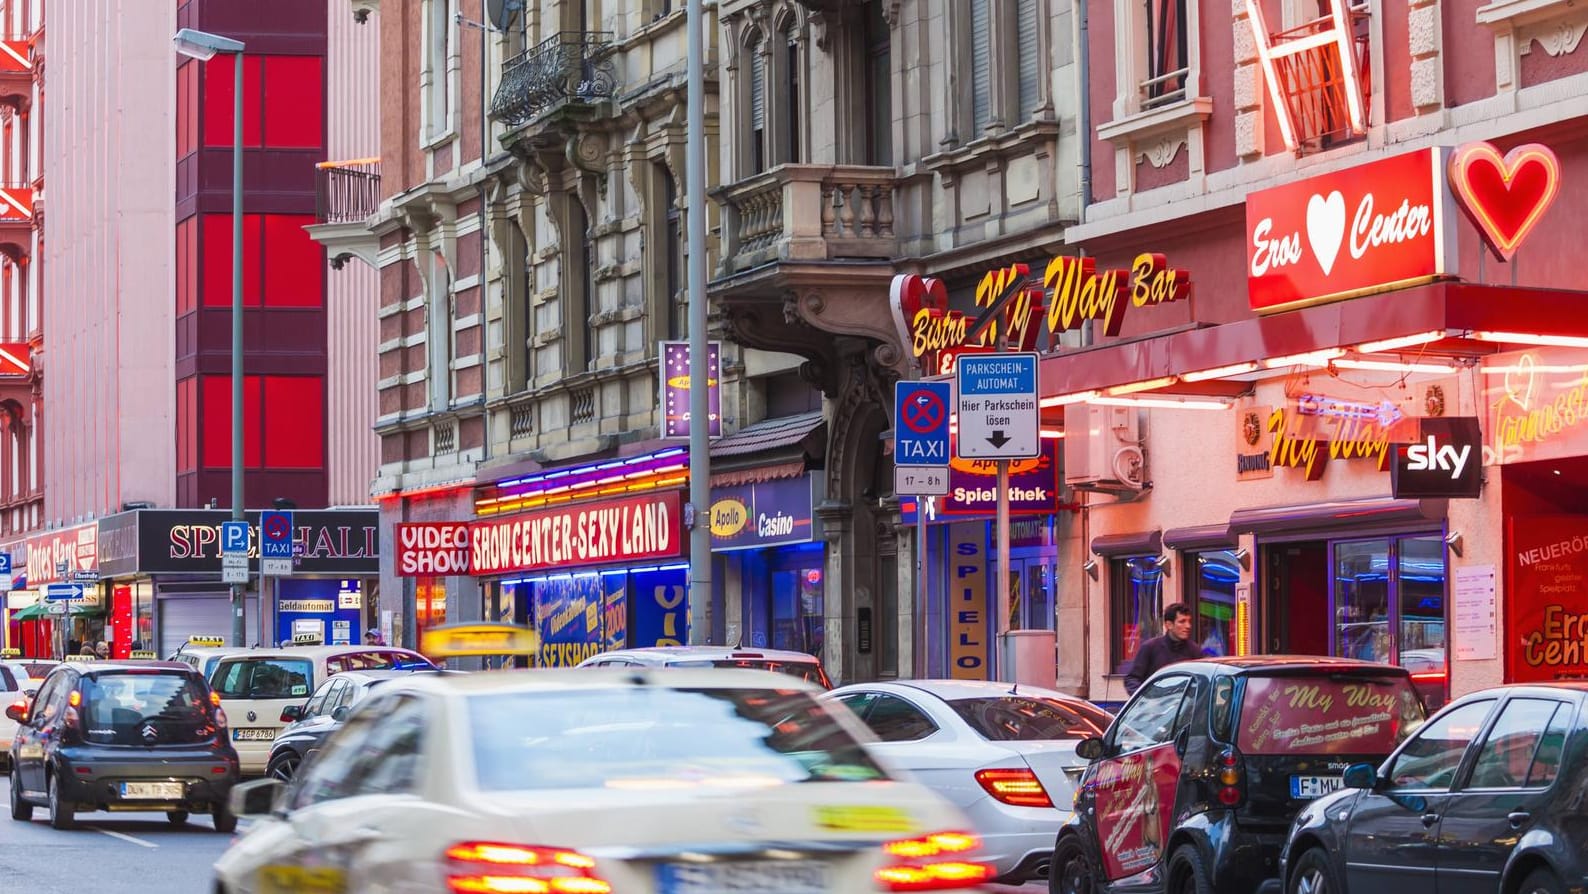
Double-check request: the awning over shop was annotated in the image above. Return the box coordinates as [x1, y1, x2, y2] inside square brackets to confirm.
[709, 410, 826, 488]
[12, 601, 105, 621]
[1228, 497, 1446, 537]
[1091, 529, 1163, 557]
[1163, 524, 1238, 551]
[1039, 283, 1588, 402]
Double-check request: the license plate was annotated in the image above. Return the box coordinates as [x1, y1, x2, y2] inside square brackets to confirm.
[233, 728, 276, 741]
[1291, 775, 1342, 799]
[657, 860, 829, 894]
[121, 782, 184, 800]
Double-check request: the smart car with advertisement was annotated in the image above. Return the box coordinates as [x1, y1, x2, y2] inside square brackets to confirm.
[1049, 657, 1425, 894]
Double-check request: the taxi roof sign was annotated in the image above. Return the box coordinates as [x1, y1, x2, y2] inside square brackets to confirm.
[65, 654, 96, 663]
[420, 622, 539, 659]
[187, 635, 227, 648]
[129, 650, 157, 660]
[0, 647, 19, 657]
[289, 632, 325, 646]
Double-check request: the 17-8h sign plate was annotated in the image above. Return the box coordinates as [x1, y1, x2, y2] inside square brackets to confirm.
[955, 353, 1040, 460]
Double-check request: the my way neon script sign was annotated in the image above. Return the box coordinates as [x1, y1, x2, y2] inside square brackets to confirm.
[1246, 148, 1457, 313]
[890, 254, 1191, 376]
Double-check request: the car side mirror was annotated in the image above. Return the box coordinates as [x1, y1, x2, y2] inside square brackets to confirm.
[4, 701, 26, 724]
[1342, 763, 1379, 791]
[229, 778, 284, 819]
[280, 705, 303, 723]
[1075, 736, 1106, 761]
[23, 688, 35, 697]
[331, 705, 350, 722]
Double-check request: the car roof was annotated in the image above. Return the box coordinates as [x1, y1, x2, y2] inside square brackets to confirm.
[335, 668, 444, 684]
[833, 678, 1095, 703]
[377, 666, 824, 698]
[1451, 682, 1588, 699]
[70, 660, 199, 676]
[596, 646, 822, 663]
[1188, 655, 1412, 675]
[214, 645, 426, 661]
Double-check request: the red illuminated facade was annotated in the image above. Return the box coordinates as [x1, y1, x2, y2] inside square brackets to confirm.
[173, 0, 328, 510]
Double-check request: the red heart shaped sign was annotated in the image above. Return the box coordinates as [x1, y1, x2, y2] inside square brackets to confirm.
[1447, 141, 1560, 262]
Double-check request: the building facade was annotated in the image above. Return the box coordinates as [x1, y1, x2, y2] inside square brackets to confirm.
[6, 0, 383, 659]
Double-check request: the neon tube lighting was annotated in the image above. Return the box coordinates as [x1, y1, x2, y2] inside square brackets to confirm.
[1107, 376, 1179, 396]
[1091, 396, 1232, 411]
[1473, 332, 1588, 349]
[1481, 364, 1588, 375]
[1038, 390, 1100, 408]
[1332, 359, 1458, 374]
[1181, 362, 1260, 382]
[1264, 348, 1345, 369]
[1354, 330, 1447, 354]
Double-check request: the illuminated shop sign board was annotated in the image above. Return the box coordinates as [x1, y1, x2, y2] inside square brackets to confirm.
[469, 490, 684, 575]
[1391, 417, 1482, 500]
[1448, 141, 1560, 262]
[1246, 148, 1456, 313]
[889, 254, 1191, 376]
[394, 523, 471, 577]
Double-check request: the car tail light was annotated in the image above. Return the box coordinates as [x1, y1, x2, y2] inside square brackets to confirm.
[974, 767, 1054, 808]
[875, 831, 994, 891]
[443, 842, 612, 894]
[1216, 748, 1244, 807]
[210, 691, 223, 708]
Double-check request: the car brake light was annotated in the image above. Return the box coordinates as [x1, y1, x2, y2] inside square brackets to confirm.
[1216, 748, 1243, 807]
[210, 691, 223, 707]
[974, 768, 1054, 808]
[443, 842, 612, 894]
[875, 831, 994, 891]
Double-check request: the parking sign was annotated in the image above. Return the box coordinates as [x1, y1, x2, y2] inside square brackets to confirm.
[220, 520, 250, 557]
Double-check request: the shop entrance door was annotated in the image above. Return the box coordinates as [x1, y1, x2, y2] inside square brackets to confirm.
[1333, 533, 1448, 708]
[1260, 541, 1330, 656]
[1001, 552, 1057, 631]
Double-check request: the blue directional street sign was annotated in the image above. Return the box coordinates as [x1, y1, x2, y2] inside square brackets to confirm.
[44, 582, 86, 601]
[260, 511, 295, 560]
[220, 520, 250, 557]
[894, 380, 952, 467]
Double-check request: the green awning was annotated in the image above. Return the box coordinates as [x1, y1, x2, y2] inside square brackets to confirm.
[11, 601, 104, 621]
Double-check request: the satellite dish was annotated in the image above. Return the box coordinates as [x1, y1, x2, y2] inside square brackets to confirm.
[487, 0, 525, 30]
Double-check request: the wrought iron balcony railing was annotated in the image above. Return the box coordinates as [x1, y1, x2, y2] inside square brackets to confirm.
[490, 31, 617, 127]
[314, 159, 381, 224]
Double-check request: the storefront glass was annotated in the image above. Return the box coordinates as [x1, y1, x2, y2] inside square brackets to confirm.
[1110, 556, 1165, 674]
[1186, 550, 1239, 657]
[415, 577, 447, 643]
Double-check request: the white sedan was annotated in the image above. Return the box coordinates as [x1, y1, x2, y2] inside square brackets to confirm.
[215, 668, 997, 894]
[825, 680, 1113, 885]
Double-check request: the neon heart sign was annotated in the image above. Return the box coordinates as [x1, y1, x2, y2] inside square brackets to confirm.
[1447, 141, 1560, 262]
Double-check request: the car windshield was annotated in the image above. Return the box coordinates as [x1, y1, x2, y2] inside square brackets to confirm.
[949, 695, 1114, 741]
[211, 658, 314, 700]
[666, 659, 829, 687]
[80, 672, 215, 746]
[1236, 673, 1426, 755]
[468, 686, 887, 791]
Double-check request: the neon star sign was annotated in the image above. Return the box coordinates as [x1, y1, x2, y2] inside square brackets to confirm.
[1243, 0, 1366, 153]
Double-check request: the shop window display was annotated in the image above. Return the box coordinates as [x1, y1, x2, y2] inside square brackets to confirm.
[1111, 556, 1165, 673]
[1185, 550, 1239, 657]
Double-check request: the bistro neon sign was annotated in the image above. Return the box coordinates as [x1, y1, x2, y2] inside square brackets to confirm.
[890, 252, 1192, 375]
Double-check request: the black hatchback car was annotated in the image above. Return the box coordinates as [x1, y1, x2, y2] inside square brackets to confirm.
[1051, 657, 1426, 894]
[6, 661, 240, 832]
[1276, 683, 1588, 894]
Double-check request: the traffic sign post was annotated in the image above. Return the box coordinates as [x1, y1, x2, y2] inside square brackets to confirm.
[259, 511, 295, 559]
[220, 520, 250, 557]
[894, 379, 954, 681]
[955, 352, 1041, 682]
[44, 582, 86, 601]
[221, 554, 248, 585]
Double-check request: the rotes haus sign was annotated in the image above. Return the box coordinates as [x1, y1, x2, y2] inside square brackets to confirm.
[1246, 147, 1456, 313]
[470, 490, 683, 575]
[394, 523, 472, 576]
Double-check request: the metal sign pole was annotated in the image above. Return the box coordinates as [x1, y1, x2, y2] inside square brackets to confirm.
[914, 505, 927, 679]
[995, 460, 1011, 681]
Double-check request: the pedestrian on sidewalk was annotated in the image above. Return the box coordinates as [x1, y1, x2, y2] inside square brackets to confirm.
[1124, 602, 1200, 695]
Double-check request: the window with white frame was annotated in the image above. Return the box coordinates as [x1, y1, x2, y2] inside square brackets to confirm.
[1144, 0, 1190, 108]
[1112, 0, 1202, 116]
[424, 0, 453, 140]
[961, 0, 1047, 140]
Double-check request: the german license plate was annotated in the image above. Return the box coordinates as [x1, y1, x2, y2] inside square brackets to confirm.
[1291, 775, 1342, 799]
[121, 782, 184, 799]
[657, 860, 829, 894]
[233, 728, 276, 741]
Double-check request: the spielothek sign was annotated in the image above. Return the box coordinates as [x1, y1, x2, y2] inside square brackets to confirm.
[1246, 148, 1457, 313]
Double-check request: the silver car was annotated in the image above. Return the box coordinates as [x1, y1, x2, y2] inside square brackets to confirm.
[826, 679, 1113, 885]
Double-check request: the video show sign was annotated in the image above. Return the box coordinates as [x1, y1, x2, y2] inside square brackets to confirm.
[470, 491, 684, 575]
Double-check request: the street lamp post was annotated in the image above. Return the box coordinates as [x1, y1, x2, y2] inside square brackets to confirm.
[174, 28, 248, 647]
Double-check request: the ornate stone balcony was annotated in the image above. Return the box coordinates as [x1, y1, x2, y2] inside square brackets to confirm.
[714, 164, 898, 278]
[490, 31, 618, 127]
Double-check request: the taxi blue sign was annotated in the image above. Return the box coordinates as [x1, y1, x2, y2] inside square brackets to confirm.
[259, 511, 295, 559]
[893, 380, 951, 466]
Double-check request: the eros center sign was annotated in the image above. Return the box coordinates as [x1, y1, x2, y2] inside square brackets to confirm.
[1246, 147, 1456, 313]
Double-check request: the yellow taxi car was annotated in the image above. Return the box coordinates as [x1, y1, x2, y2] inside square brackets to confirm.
[215, 668, 997, 894]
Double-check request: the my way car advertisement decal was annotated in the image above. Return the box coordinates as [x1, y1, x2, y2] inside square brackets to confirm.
[1092, 744, 1181, 881]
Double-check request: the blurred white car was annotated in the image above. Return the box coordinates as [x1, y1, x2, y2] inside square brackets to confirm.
[215, 668, 996, 894]
[0, 659, 53, 767]
[577, 645, 833, 689]
[825, 680, 1113, 885]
